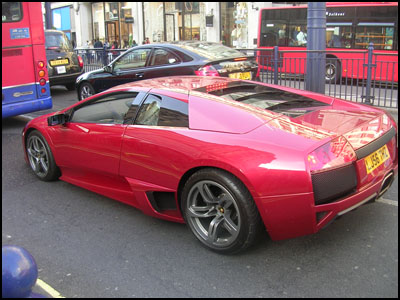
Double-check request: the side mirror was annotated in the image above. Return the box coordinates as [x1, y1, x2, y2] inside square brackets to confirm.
[104, 65, 113, 73]
[47, 113, 67, 126]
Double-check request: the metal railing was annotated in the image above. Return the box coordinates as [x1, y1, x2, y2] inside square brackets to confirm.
[75, 48, 127, 72]
[238, 44, 398, 108]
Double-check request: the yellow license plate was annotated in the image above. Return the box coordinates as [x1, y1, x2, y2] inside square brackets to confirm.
[364, 144, 390, 174]
[228, 72, 251, 80]
[50, 59, 69, 66]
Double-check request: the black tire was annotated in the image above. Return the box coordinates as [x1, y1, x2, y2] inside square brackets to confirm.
[78, 82, 95, 100]
[25, 130, 60, 181]
[325, 58, 341, 84]
[181, 168, 263, 254]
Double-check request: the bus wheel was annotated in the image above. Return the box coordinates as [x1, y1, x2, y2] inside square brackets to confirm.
[325, 58, 341, 84]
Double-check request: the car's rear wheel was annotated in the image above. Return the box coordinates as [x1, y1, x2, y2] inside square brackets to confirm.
[26, 131, 60, 181]
[78, 82, 95, 100]
[181, 168, 263, 254]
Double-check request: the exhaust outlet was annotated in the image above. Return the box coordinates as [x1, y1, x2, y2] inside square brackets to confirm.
[378, 172, 394, 197]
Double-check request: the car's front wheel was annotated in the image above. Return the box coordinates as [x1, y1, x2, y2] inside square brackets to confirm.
[181, 168, 263, 254]
[26, 130, 60, 181]
[78, 82, 95, 100]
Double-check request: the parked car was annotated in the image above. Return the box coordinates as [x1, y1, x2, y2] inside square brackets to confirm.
[45, 30, 84, 90]
[75, 41, 258, 100]
[23, 76, 398, 254]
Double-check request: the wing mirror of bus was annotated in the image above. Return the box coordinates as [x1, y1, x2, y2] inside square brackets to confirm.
[47, 113, 67, 126]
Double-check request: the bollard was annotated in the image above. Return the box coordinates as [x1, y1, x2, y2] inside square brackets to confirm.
[362, 42, 376, 105]
[2, 245, 45, 298]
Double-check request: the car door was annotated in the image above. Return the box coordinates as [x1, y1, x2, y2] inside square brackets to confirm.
[144, 48, 185, 78]
[101, 48, 152, 91]
[119, 92, 191, 192]
[51, 91, 146, 178]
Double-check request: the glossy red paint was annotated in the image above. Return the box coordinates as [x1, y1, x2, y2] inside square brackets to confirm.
[22, 76, 398, 241]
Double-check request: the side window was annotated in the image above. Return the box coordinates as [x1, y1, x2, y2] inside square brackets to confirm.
[150, 49, 180, 66]
[135, 94, 162, 126]
[114, 49, 151, 71]
[326, 23, 353, 48]
[158, 96, 189, 127]
[175, 50, 193, 62]
[70, 92, 138, 124]
[288, 24, 307, 47]
[355, 23, 395, 50]
[2, 2, 22, 23]
[135, 94, 189, 127]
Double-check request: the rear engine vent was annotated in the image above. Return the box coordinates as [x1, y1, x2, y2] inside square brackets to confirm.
[312, 164, 358, 205]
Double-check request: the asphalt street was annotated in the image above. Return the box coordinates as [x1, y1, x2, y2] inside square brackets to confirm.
[2, 86, 398, 298]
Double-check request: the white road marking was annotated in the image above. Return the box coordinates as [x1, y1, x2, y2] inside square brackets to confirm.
[376, 198, 398, 207]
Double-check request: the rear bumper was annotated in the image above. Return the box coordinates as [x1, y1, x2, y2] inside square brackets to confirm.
[255, 163, 398, 241]
[2, 96, 52, 118]
[49, 70, 84, 86]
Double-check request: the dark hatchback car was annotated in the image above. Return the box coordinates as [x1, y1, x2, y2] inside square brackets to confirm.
[45, 30, 84, 90]
[75, 41, 258, 100]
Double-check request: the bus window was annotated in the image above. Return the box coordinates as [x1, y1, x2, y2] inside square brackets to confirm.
[288, 24, 307, 47]
[326, 23, 352, 48]
[2, 2, 22, 22]
[260, 21, 278, 47]
[355, 22, 395, 50]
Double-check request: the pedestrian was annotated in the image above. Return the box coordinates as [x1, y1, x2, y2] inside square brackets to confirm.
[94, 39, 103, 48]
[111, 41, 119, 59]
[296, 26, 307, 46]
[145, 37, 150, 44]
[132, 40, 138, 47]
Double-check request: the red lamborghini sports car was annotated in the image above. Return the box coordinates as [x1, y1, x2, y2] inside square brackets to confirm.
[22, 76, 398, 253]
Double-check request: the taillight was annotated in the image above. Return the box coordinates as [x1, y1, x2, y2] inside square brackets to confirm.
[195, 65, 220, 76]
[37, 61, 46, 80]
[307, 136, 356, 173]
[78, 55, 84, 68]
[39, 78, 46, 86]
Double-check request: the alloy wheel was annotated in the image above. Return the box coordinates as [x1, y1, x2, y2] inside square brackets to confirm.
[27, 135, 50, 178]
[186, 180, 241, 247]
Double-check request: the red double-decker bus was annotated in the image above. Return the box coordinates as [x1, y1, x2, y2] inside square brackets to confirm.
[2, 2, 52, 118]
[257, 2, 398, 83]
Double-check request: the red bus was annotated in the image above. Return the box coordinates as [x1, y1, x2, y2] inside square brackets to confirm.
[2, 2, 52, 118]
[257, 2, 398, 83]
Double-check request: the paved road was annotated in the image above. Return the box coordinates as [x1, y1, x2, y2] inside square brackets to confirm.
[2, 86, 398, 298]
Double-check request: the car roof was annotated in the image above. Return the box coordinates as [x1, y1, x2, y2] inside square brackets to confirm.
[44, 29, 66, 34]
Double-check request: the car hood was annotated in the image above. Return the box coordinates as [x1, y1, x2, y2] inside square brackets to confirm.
[77, 68, 106, 81]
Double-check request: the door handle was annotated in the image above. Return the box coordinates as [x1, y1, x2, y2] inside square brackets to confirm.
[136, 72, 144, 78]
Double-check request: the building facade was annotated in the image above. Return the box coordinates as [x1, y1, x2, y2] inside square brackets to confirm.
[44, 2, 301, 49]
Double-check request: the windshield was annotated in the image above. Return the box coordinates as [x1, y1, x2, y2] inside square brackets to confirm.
[45, 32, 72, 51]
[174, 42, 245, 60]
